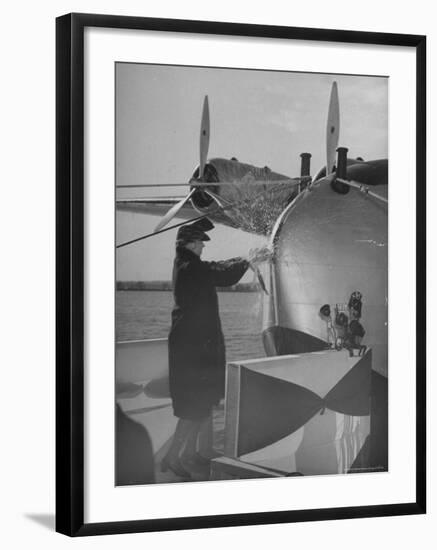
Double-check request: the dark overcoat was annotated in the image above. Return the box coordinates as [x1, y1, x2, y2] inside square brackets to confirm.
[168, 246, 249, 419]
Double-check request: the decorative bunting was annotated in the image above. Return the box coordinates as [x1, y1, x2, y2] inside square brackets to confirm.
[236, 350, 371, 456]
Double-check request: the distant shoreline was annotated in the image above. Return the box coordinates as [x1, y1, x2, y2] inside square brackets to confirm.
[116, 281, 259, 293]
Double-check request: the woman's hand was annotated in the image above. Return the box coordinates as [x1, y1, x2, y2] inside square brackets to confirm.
[248, 246, 273, 265]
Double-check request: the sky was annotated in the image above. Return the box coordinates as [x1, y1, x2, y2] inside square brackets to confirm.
[115, 63, 388, 281]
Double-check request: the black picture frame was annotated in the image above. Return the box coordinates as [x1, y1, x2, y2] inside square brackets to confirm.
[56, 12, 426, 537]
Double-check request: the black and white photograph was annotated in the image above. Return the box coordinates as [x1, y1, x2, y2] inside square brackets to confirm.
[1, 0, 433, 545]
[114, 63, 388, 486]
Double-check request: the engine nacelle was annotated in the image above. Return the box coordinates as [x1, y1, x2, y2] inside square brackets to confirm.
[189, 158, 301, 235]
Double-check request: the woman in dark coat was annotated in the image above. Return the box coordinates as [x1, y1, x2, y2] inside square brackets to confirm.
[162, 219, 268, 479]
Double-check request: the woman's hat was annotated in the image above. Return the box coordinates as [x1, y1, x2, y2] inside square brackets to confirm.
[176, 218, 214, 244]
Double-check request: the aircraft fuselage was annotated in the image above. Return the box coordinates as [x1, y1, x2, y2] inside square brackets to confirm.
[262, 159, 388, 376]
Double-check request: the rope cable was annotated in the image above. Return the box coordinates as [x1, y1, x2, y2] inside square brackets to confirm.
[336, 178, 388, 204]
[116, 210, 220, 249]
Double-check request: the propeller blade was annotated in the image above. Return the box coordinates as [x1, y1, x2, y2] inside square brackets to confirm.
[154, 188, 196, 232]
[326, 81, 340, 175]
[199, 95, 210, 178]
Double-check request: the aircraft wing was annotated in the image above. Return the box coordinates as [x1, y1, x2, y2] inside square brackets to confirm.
[116, 197, 196, 221]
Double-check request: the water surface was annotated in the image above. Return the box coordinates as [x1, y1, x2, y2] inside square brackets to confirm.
[116, 290, 266, 362]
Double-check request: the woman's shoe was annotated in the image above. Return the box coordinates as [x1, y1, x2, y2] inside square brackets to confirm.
[161, 456, 191, 479]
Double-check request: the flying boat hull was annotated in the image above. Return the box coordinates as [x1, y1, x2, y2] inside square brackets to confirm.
[263, 176, 388, 377]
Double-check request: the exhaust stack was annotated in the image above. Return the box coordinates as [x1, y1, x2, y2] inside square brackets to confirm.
[300, 153, 312, 177]
[331, 147, 350, 194]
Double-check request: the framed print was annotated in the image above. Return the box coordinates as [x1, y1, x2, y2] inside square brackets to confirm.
[56, 13, 426, 536]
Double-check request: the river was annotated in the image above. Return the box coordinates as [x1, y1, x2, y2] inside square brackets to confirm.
[116, 290, 266, 362]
